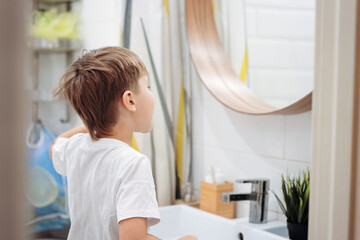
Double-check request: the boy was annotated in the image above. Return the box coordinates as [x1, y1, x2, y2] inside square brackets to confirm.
[49, 47, 196, 240]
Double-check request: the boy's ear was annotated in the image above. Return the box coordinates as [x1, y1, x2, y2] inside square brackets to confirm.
[122, 90, 136, 112]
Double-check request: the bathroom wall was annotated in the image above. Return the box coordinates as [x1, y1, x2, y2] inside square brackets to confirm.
[245, 0, 315, 107]
[32, 0, 314, 222]
[191, 0, 314, 221]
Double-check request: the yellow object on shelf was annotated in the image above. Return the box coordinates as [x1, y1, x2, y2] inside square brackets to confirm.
[31, 8, 80, 42]
[200, 181, 235, 219]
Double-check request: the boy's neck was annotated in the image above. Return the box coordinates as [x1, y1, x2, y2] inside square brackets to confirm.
[100, 121, 134, 146]
[103, 131, 133, 146]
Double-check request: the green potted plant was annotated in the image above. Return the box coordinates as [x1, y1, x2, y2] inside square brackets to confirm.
[274, 169, 310, 240]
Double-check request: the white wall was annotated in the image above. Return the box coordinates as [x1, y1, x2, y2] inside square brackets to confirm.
[245, 0, 315, 107]
[191, 71, 311, 221]
[191, 0, 314, 221]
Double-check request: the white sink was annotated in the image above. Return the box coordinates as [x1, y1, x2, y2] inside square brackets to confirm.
[148, 204, 250, 240]
[251, 223, 289, 240]
[262, 225, 289, 238]
[148, 204, 289, 240]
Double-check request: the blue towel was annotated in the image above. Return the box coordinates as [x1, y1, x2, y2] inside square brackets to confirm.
[26, 121, 70, 233]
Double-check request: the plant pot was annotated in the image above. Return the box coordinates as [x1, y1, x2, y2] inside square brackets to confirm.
[287, 221, 308, 240]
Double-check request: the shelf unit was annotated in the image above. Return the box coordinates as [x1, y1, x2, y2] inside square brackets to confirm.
[30, 0, 81, 238]
[40, 0, 79, 3]
[32, 38, 82, 52]
[31, 0, 81, 124]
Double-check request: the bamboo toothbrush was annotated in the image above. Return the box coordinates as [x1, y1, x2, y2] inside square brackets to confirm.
[211, 166, 217, 184]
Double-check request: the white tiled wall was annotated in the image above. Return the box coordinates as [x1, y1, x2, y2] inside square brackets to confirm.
[245, 0, 315, 107]
[191, 0, 313, 221]
[191, 71, 312, 221]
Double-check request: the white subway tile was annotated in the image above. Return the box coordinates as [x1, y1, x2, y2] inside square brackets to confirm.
[245, 0, 315, 10]
[247, 39, 314, 69]
[293, 42, 315, 69]
[268, 210, 283, 222]
[289, 11, 315, 39]
[277, 211, 287, 222]
[192, 97, 285, 158]
[249, 69, 313, 104]
[192, 145, 206, 192]
[257, 9, 292, 38]
[245, 8, 258, 37]
[256, 9, 315, 39]
[284, 112, 312, 162]
[247, 40, 293, 68]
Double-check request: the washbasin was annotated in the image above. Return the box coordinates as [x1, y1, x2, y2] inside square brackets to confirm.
[251, 223, 289, 240]
[149, 204, 289, 240]
[148, 204, 250, 240]
[263, 225, 289, 238]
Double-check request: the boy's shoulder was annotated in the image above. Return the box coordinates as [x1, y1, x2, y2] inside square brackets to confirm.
[65, 132, 86, 143]
[68, 134, 150, 166]
[94, 138, 149, 165]
[113, 146, 152, 172]
[120, 146, 149, 165]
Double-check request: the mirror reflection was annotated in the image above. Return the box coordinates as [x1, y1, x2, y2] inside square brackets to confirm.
[213, 0, 315, 108]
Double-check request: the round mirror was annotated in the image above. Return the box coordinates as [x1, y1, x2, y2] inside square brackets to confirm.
[186, 0, 313, 114]
[212, 0, 315, 108]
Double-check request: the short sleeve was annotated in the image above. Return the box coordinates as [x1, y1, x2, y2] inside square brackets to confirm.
[51, 137, 71, 176]
[116, 154, 160, 227]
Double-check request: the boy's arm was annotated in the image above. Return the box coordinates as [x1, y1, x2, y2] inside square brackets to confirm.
[118, 217, 160, 240]
[49, 125, 88, 160]
[118, 218, 198, 240]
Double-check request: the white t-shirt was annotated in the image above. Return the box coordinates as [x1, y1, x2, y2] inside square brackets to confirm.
[52, 133, 160, 240]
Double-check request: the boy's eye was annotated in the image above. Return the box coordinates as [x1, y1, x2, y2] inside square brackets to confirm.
[147, 86, 151, 90]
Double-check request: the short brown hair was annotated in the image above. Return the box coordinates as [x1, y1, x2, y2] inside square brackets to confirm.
[54, 46, 148, 140]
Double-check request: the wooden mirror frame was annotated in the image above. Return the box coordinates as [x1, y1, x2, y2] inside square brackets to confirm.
[185, 0, 312, 115]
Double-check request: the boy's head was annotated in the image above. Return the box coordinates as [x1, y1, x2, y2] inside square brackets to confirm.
[54, 46, 154, 140]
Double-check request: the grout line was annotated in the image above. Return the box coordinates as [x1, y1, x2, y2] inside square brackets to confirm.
[268, 209, 284, 215]
[192, 143, 311, 164]
[247, 37, 315, 42]
[245, 5, 315, 12]
[283, 115, 287, 160]
[247, 67, 314, 73]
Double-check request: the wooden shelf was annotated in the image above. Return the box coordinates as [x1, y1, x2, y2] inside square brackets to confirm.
[26, 89, 56, 102]
[39, 0, 79, 4]
[31, 38, 82, 53]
